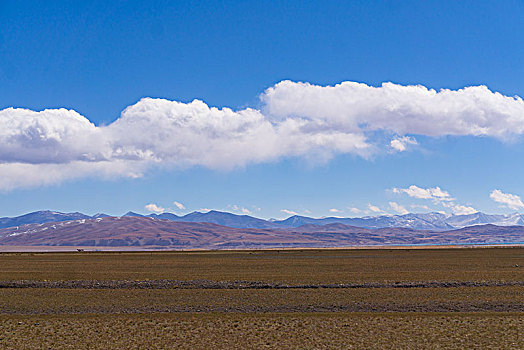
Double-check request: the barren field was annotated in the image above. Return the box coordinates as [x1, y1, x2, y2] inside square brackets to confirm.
[1, 313, 522, 349]
[1, 247, 522, 283]
[0, 248, 522, 348]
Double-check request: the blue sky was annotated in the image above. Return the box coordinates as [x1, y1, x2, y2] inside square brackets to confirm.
[1, 0, 524, 218]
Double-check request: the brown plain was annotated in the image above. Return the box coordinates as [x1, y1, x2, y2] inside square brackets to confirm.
[0, 248, 522, 349]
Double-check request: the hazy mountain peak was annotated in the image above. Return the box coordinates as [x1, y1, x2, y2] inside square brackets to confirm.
[123, 211, 144, 217]
[1, 210, 524, 231]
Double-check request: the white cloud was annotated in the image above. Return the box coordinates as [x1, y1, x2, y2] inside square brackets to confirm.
[0, 107, 105, 164]
[281, 209, 299, 216]
[229, 205, 251, 214]
[173, 201, 186, 210]
[0, 160, 143, 191]
[108, 98, 371, 168]
[440, 201, 478, 215]
[367, 204, 382, 213]
[430, 187, 453, 200]
[348, 207, 361, 214]
[449, 204, 478, 215]
[392, 185, 453, 201]
[145, 203, 165, 213]
[0, 97, 370, 190]
[393, 185, 477, 215]
[263, 80, 524, 138]
[490, 189, 524, 210]
[329, 208, 342, 213]
[389, 201, 409, 215]
[410, 204, 430, 211]
[2, 80, 524, 190]
[390, 136, 418, 152]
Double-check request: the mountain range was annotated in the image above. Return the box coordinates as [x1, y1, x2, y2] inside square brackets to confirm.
[1, 216, 522, 249]
[2, 210, 524, 231]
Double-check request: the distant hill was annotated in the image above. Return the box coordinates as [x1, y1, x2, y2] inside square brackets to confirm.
[0, 210, 92, 229]
[2, 209, 524, 231]
[159, 210, 280, 229]
[123, 210, 279, 228]
[272, 213, 455, 230]
[0, 217, 522, 249]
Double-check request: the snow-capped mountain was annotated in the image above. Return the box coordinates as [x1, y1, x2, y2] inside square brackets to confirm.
[1, 217, 522, 248]
[445, 212, 524, 228]
[272, 212, 455, 230]
[0, 210, 92, 229]
[1, 210, 524, 231]
[125, 210, 280, 229]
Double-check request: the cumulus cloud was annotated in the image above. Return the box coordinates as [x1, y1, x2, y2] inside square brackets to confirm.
[0, 97, 369, 190]
[281, 209, 299, 216]
[108, 98, 371, 168]
[0, 107, 105, 164]
[263, 80, 524, 138]
[329, 208, 342, 213]
[2, 80, 524, 190]
[145, 203, 165, 213]
[390, 136, 418, 152]
[230, 205, 252, 214]
[392, 185, 453, 201]
[173, 201, 186, 210]
[367, 204, 382, 213]
[393, 185, 477, 215]
[447, 204, 478, 215]
[389, 201, 409, 215]
[490, 189, 524, 210]
[348, 207, 361, 214]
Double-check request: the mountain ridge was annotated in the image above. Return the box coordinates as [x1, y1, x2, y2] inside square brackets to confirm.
[0, 216, 522, 249]
[1, 209, 524, 231]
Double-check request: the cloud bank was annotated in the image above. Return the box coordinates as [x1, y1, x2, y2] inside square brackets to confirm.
[173, 201, 186, 210]
[367, 204, 382, 213]
[263, 80, 524, 138]
[392, 185, 453, 201]
[392, 185, 477, 215]
[389, 201, 409, 215]
[145, 203, 165, 213]
[390, 136, 418, 152]
[281, 209, 299, 216]
[2, 80, 524, 190]
[490, 190, 524, 210]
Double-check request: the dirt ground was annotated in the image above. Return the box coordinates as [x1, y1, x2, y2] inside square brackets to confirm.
[0, 248, 522, 348]
[1, 313, 522, 349]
